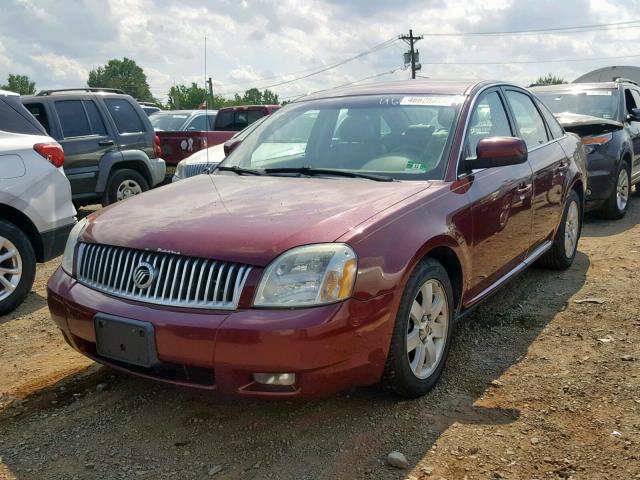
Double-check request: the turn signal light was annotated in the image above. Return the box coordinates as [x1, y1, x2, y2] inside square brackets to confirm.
[253, 373, 296, 386]
[34, 142, 65, 168]
[582, 132, 612, 145]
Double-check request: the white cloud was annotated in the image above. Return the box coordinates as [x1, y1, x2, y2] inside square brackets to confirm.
[29, 53, 88, 82]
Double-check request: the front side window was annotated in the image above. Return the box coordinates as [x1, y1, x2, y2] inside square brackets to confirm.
[505, 91, 548, 149]
[220, 94, 464, 180]
[55, 100, 91, 138]
[466, 91, 512, 157]
[104, 98, 144, 134]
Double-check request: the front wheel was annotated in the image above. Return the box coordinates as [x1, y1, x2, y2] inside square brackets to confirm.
[598, 162, 630, 219]
[0, 220, 36, 315]
[537, 189, 581, 270]
[102, 169, 149, 207]
[381, 258, 455, 398]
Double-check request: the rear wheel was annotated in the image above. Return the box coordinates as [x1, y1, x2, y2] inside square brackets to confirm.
[0, 220, 36, 315]
[598, 162, 630, 219]
[537, 189, 581, 270]
[102, 169, 149, 207]
[381, 258, 454, 398]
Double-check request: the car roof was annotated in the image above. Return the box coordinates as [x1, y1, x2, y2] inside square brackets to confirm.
[217, 105, 280, 112]
[0, 89, 19, 97]
[154, 110, 217, 116]
[295, 79, 499, 102]
[530, 82, 620, 92]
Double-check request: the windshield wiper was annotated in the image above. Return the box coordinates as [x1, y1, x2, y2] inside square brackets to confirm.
[263, 167, 394, 182]
[216, 165, 264, 176]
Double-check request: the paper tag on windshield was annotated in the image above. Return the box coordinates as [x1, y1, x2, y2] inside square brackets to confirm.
[400, 95, 465, 106]
[585, 91, 612, 96]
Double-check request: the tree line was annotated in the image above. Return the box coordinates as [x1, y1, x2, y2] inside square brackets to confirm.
[1, 57, 279, 109]
[2, 57, 569, 107]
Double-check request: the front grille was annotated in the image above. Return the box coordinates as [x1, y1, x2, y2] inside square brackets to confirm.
[184, 162, 218, 178]
[76, 243, 251, 310]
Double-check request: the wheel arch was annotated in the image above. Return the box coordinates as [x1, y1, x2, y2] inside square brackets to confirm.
[95, 150, 152, 193]
[0, 204, 43, 262]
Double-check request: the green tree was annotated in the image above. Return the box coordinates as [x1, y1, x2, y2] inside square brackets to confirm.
[166, 83, 217, 109]
[233, 88, 279, 105]
[88, 57, 155, 102]
[529, 73, 567, 87]
[1, 74, 36, 95]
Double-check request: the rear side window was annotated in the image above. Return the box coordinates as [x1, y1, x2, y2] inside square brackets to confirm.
[505, 90, 549, 149]
[104, 98, 144, 134]
[84, 100, 107, 136]
[0, 97, 46, 135]
[215, 110, 260, 131]
[535, 98, 564, 139]
[248, 109, 265, 123]
[24, 102, 51, 135]
[55, 100, 92, 138]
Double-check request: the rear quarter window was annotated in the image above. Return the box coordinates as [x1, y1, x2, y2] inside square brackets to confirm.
[535, 98, 564, 139]
[104, 98, 144, 134]
[0, 97, 46, 136]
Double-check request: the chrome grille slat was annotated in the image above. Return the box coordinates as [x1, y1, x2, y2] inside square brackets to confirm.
[184, 162, 217, 178]
[76, 243, 251, 310]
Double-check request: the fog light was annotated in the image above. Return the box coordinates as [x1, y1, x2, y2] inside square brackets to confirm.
[253, 373, 296, 386]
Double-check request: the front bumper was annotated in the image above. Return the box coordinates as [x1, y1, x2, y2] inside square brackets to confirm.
[47, 268, 396, 398]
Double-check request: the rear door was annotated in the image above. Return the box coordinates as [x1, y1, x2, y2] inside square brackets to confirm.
[102, 97, 153, 158]
[504, 88, 567, 251]
[50, 99, 117, 199]
[623, 87, 640, 175]
[463, 88, 534, 301]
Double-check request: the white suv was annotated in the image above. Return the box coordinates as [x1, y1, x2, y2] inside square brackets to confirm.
[0, 89, 76, 314]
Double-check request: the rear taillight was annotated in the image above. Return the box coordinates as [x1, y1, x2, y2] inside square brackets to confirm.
[34, 142, 65, 168]
[153, 135, 162, 158]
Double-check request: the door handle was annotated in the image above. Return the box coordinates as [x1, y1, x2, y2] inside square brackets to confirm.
[554, 161, 569, 173]
[515, 183, 532, 195]
[98, 139, 115, 146]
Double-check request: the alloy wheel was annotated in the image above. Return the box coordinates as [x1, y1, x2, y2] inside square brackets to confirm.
[406, 278, 449, 379]
[0, 236, 22, 302]
[616, 168, 629, 212]
[564, 201, 579, 258]
[116, 179, 143, 201]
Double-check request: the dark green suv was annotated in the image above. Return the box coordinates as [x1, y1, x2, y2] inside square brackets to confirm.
[22, 88, 166, 206]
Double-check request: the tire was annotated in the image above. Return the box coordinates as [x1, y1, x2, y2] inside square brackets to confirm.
[101, 168, 149, 207]
[0, 220, 36, 315]
[537, 189, 581, 270]
[598, 161, 630, 219]
[381, 258, 455, 398]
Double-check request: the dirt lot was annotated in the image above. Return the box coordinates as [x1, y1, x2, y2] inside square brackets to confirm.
[1, 203, 639, 480]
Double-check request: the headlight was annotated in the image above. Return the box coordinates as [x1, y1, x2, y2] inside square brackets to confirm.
[583, 132, 612, 154]
[254, 244, 357, 307]
[62, 218, 88, 276]
[174, 160, 186, 179]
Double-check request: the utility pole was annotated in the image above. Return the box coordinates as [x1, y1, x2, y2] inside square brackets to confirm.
[207, 77, 214, 99]
[400, 29, 423, 79]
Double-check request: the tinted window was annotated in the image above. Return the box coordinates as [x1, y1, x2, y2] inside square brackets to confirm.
[248, 109, 265, 123]
[631, 90, 640, 113]
[83, 100, 107, 136]
[0, 97, 45, 135]
[55, 100, 92, 138]
[104, 98, 144, 134]
[215, 110, 233, 130]
[535, 98, 564, 139]
[466, 91, 512, 157]
[24, 102, 51, 134]
[505, 91, 548, 148]
[185, 115, 208, 131]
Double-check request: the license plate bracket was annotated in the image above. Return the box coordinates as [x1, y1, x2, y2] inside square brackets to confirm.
[94, 314, 159, 368]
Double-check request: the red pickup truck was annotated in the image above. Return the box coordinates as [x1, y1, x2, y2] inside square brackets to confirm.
[155, 105, 280, 170]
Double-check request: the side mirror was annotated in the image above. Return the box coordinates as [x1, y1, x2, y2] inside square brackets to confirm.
[628, 108, 640, 122]
[223, 138, 242, 156]
[467, 136, 528, 170]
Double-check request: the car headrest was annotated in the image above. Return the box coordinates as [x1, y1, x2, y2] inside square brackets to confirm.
[437, 108, 455, 129]
[336, 115, 376, 143]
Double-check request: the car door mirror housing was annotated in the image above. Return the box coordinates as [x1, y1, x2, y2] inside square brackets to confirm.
[467, 136, 528, 170]
[628, 108, 640, 122]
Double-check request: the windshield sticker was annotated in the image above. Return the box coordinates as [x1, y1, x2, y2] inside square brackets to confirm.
[400, 95, 465, 107]
[405, 161, 427, 172]
[585, 91, 612, 96]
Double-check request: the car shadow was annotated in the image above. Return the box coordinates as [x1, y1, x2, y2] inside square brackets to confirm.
[0, 292, 47, 325]
[0, 251, 589, 480]
[582, 198, 638, 237]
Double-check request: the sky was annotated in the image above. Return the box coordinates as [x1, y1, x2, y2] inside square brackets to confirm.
[1, 0, 639, 102]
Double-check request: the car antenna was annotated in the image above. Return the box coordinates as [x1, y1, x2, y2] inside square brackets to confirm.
[204, 35, 210, 168]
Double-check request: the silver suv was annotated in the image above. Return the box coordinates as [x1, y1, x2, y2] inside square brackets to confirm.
[0, 89, 76, 314]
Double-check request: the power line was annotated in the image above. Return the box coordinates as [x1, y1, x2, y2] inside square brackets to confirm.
[215, 37, 399, 96]
[419, 52, 640, 65]
[416, 19, 640, 37]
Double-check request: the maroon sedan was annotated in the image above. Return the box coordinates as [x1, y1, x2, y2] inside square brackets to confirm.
[48, 80, 586, 398]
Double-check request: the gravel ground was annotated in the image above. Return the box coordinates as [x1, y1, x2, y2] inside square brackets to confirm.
[0, 203, 639, 480]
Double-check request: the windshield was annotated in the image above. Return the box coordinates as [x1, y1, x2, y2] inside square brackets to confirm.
[535, 89, 618, 120]
[219, 94, 463, 180]
[150, 113, 189, 131]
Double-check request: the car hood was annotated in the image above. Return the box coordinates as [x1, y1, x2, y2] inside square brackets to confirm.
[555, 112, 623, 136]
[183, 143, 226, 165]
[83, 175, 431, 266]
